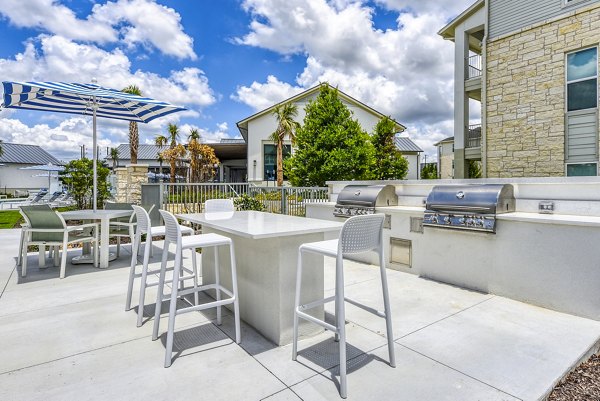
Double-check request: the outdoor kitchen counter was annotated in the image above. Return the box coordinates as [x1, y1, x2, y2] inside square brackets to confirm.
[497, 212, 600, 227]
[177, 211, 343, 345]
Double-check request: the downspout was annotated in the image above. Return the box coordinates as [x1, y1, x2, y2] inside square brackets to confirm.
[481, 0, 489, 178]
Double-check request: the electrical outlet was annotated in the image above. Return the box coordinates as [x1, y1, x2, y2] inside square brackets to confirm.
[539, 201, 554, 214]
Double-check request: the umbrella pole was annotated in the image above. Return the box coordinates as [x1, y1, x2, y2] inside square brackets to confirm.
[93, 105, 98, 211]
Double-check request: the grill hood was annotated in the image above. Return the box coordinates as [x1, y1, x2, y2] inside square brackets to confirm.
[334, 184, 397, 217]
[425, 184, 515, 215]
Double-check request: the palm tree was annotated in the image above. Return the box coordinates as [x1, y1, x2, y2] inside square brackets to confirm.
[109, 147, 119, 169]
[161, 123, 181, 183]
[154, 134, 168, 178]
[121, 85, 142, 164]
[270, 102, 300, 186]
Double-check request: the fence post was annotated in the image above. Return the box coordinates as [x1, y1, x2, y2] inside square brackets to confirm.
[281, 187, 287, 215]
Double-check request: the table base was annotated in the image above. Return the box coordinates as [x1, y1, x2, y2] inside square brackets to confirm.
[71, 252, 117, 266]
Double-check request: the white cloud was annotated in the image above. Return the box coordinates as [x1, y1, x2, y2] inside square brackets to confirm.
[231, 75, 304, 111]
[233, 0, 466, 160]
[91, 0, 196, 60]
[0, 35, 214, 108]
[0, 0, 196, 60]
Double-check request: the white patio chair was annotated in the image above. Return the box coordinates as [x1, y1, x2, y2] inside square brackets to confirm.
[19, 205, 99, 279]
[292, 214, 396, 399]
[154, 210, 240, 368]
[126, 205, 194, 327]
[205, 198, 234, 212]
[104, 202, 135, 257]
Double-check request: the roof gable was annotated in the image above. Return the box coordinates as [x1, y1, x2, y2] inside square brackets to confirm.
[236, 83, 406, 140]
[0, 143, 61, 165]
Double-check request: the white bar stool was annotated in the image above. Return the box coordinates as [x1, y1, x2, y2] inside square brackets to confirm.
[154, 210, 241, 368]
[292, 214, 395, 399]
[126, 205, 195, 327]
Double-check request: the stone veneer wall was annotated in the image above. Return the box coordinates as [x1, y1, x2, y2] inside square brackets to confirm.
[486, 4, 600, 177]
[439, 153, 455, 179]
[114, 164, 148, 204]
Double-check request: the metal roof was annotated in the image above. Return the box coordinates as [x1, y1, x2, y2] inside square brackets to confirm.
[114, 144, 166, 160]
[0, 143, 61, 165]
[394, 137, 423, 153]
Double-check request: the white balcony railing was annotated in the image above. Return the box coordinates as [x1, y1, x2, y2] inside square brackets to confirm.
[466, 55, 482, 79]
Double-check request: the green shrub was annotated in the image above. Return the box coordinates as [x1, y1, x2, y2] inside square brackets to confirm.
[234, 194, 265, 211]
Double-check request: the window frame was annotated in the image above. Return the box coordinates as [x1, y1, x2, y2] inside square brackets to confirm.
[263, 143, 292, 181]
[565, 162, 598, 177]
[565, 46, 598, 113]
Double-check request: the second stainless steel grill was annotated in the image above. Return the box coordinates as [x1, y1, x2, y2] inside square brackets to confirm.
[423, 184, 515, 233]
[333, 184, 397, 218]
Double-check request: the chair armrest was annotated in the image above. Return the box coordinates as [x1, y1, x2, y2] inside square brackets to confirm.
[66, 223, 99, 233]
[23, 228, 67, 233]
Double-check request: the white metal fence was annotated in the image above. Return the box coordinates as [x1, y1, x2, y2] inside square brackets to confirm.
[142, 183, 329, 217]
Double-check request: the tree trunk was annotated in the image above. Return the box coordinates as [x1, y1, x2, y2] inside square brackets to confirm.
[170, 160, 176, 183]
[276, 136, 283, 187]
[129, 121, 139, 164]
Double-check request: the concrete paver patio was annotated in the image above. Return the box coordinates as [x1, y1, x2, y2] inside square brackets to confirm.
[0, 227, 598, 401]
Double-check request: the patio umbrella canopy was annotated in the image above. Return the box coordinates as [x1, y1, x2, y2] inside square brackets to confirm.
[1, 81, 186, 210]
[20, 163, 65, 191]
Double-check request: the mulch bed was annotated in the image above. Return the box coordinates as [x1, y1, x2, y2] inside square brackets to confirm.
[547, 353, 600, 401]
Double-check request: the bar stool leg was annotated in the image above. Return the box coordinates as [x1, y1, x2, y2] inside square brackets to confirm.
[292, 248, 303, 360]
[165, 247, 182, 368]
[379, 247, 396, 367]
[191, 249, 199, 306]
[152, 240, 170, 341]
[215, 245, 222, 325]
[229, 241, 241, 344]
[38, 245, 45, 267]
[126, 232, 140, 311]
[137, 235, 152, 327]
[17, 228, 25, 266]
[336, 255, 348, 399]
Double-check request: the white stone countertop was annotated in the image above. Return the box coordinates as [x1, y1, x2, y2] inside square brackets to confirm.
[177, 211, 343, 239]
[497, 212, 600, 227]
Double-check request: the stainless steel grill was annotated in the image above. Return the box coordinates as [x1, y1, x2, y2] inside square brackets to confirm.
[423, 184, 515, 233]
[334, 184, 397, 218]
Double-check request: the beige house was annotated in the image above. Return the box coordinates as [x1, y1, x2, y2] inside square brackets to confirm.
[435, 136, 455, 179]
[236, 83, 406, 185]
[439, 0, 600, 178]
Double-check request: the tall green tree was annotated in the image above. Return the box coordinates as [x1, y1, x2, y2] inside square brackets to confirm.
[60, 158, 110, 209]
[469, 160, 482, 178]
[285, 85, 373, 186]
[371, 117, 409, 180]
[122, 85, 142, 164]
[109, 147, 119, 169]
[421, 163, 438, 179]
[271, 102, 300, 186]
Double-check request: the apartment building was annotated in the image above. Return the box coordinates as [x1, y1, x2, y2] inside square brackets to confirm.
[439, 0, 599, 177]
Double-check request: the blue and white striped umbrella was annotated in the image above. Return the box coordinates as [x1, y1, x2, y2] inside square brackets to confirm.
[1, 81, 186, 210]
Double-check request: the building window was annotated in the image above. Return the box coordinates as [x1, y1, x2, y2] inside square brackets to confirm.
[566, 47, 597, 112]
[566, 163, 598, 176]
[263, 144, 291, 181]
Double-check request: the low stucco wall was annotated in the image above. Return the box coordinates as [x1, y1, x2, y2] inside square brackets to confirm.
[307, 177, 600, 321]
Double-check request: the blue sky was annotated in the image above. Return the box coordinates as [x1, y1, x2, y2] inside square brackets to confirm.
[0, 0, 476, 161]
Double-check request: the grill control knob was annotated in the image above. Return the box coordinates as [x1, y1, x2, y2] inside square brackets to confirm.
[459, 217, 466, 225]
[431, 215, 438, 223]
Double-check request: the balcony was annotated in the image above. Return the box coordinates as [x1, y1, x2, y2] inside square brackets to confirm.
[466, 124, 482, 148]
[466, 54, 482, 79]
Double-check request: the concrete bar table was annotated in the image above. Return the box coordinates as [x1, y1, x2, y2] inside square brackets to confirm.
[178, 211, 343, 345]
[62, 209, 133, 269]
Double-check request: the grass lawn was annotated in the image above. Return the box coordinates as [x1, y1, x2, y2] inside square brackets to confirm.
[0, 210, 23, 229]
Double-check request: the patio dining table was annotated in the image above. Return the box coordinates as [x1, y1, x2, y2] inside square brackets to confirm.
[61, 209, 133, 269]
[177, 211, 343, 345]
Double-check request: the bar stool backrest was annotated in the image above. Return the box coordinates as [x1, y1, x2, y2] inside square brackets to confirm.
[340, 214, 385, 255]
[205, 199, 234, 212]
[132, 205, 151, 235]
[159, 210, 182, 245]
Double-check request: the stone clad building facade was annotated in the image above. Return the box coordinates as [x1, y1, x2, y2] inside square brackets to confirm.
[440, 0, 600, 178]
